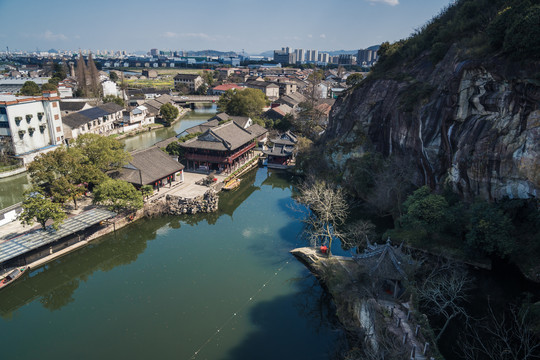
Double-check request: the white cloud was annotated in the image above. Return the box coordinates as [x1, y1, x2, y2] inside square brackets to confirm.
[366, 0, 399, 6]
[319, 34, 326, 39]
[42, 30, 68, 41]
[307, 34, 313, 39]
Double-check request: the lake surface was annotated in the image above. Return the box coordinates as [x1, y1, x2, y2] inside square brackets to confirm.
[0, 168, 345, 360]
[0, 171, 31, 209]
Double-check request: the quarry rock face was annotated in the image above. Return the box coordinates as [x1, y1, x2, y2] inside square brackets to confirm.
[324, 49, 539, 200]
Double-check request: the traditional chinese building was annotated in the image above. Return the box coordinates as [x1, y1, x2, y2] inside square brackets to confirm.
[263, 131, 297, 169]
[180, 121, 267, 173]
[353, 238, 416, 298]
[109, 146, 184, 190]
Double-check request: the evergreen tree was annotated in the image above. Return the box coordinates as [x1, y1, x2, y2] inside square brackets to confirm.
[87, 53, 102, 97]
[76, 52, 88, 97]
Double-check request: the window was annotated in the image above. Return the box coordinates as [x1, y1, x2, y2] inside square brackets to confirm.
[56, 126, 61, 132]
[52, 102, 58, 108]
[54, 114, 59, 120]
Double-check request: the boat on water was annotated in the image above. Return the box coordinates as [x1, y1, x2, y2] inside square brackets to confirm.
[223, 178, 241, 191]
[0, 267, 27, 290]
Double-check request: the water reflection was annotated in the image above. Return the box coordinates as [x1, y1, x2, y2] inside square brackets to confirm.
[224, 275, 345, 360]
[0, 171, 31, 208]
[0, 216, 172, 318]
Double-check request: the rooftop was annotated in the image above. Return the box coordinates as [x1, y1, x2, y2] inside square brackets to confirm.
[0, 208, 116, 264]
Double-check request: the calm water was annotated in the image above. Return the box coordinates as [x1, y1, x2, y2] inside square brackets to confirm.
[0, 168, 345, 360]
[0, 171, 31, 209]
[122, 104, 217, 151]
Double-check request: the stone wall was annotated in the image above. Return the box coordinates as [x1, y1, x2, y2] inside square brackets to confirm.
[164, 190, 219, 215]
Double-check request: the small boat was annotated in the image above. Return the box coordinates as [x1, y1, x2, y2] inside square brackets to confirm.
[0, 267, 27, 290]
[223, 178, 241, 191]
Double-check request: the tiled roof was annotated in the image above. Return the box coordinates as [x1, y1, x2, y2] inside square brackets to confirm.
[109, 147, 184, 186]
[180, 121, 257, 151]
[212, 84, 243, 91]
[59, 101, 88, 112]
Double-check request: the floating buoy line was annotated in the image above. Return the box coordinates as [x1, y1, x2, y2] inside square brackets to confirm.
[189, 259, 291, 359]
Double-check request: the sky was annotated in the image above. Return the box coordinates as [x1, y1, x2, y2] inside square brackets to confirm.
[0, 0, 454, 54]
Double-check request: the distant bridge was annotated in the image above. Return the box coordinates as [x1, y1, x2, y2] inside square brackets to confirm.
[172, 95, 220, 106]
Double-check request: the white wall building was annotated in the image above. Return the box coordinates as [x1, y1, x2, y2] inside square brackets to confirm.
[102, 80, 119, 97]
[0, 91, 65, 164]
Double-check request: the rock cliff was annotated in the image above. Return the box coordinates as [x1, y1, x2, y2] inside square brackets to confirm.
[324, 46, 539, 200]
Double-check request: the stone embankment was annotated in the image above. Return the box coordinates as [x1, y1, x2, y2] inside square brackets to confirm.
[164, 190, 219, 215]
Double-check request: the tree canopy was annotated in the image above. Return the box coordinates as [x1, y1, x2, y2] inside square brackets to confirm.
[160, 103, 179, 126]
[20, 81, 41, 96]
[71, 133, 131, 172]
[217, 88, 268, 118]
[346, 73, 364, 86]
[93, 178, 143, 213]
[19, 187, 66, 230]
[103, 95, 125, 107]
[109, 71, 119, 82]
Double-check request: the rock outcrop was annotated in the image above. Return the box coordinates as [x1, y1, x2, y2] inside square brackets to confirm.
[324, 46, 539, 200]
[165, 190, 219, 215]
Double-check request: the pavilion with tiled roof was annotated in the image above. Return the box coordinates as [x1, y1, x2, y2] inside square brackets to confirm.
[180, 120, 267, 174]
[353, 238, 417, 298]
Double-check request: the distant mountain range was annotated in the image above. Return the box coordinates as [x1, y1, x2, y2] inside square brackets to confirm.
[187, 50, 238, 57]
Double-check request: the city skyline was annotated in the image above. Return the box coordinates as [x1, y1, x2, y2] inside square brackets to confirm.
[0, 0, 453, 54]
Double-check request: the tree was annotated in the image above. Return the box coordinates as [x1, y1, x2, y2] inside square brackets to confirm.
[93, 179, 143, 213]
[200, 70, 214, 87]
[86, 53, 102, 97]
[19, 187, 66, 230]
[466, 201, 515, 257]
[346, 73, 364, 86]
[72, 133, 131, 172]
[159, 103, 179, 126]
[102, 95, 125, 107]
[461, 302, 540, 360]
[295, 179, 348, 255]
[217, 88, 268, 118]
[41, 82, 58, 92]
[76, 52, 88, 97]
[342, 219, 376, 253]
[28, 147, 103, 209]
[20, 81, 41, 96]
[141, 185, 154, 200]
[109, 71, 119, 82]
[401, 186, 449, 233]
[417, 260, 472, 342]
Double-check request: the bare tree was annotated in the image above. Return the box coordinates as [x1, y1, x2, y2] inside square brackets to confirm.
[417, 260, 472, 341]
[295, 178, 348, 255]
[461, 303, 540, 360]
[342, 219, 376, 253]
[365, 155, 416, 218]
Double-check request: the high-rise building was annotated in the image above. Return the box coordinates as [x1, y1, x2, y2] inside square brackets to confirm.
[150, 48, 159, 56]
[295, 48, 305, 63]
[318, 52, 330, 63]
[357, 49, 378, 66]
[274, 48, 294, 65]
[306, 49, 318, 62]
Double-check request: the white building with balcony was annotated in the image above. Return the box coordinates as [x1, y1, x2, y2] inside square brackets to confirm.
[0, 91, 65, 164]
